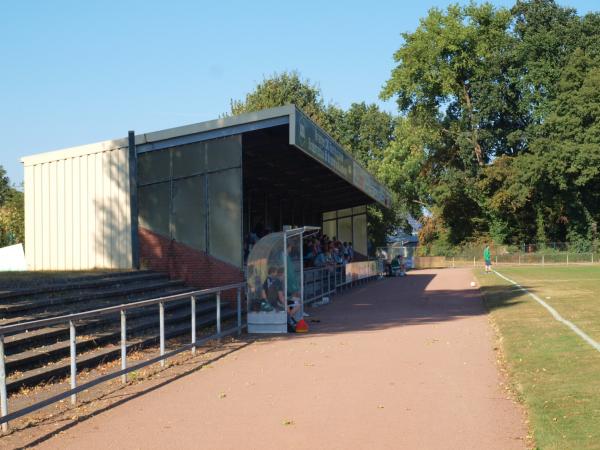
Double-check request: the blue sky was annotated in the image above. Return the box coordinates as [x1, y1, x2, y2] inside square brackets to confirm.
[1, 0, 597, 186]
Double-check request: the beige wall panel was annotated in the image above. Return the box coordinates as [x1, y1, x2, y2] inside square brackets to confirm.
[33, 165, 43, 269]
[85, 154, 96, 267]
[41, 163, 50, 269]
[56, 159, 66, 270]
[49, 161, 58, 270]
[23, 144, 132, 270]
[64, 158, 73, 269]
[98, 151, 108, 268]
[24, 165, 34, 270]
[72, 158, 82, 270]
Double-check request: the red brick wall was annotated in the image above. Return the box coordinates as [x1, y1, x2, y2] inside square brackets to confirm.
[138, 227, 244, 290]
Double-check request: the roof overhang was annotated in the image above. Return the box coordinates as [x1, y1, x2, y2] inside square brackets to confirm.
[21, 105, 393, 208]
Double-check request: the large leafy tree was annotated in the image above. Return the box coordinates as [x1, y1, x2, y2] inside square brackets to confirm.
[381, 0, 600, 250]
[381, 3, 518, 245]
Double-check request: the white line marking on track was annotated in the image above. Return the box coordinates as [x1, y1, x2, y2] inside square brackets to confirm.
[493, 270, 600, 353]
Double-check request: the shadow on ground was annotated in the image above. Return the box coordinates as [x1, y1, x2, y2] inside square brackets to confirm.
[8, 342, 255, 450]
[300, 270, 526, 336]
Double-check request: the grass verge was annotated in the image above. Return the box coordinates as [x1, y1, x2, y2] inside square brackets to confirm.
[476, 266, 600, 450]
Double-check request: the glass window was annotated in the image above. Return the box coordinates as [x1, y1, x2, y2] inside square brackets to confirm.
[338, 217, 352, 243]
[172, 142, 205, 178]
[352, 213, 367, 256]
[337, 208, 353, 218]
[208, 168, 242, 267]
[352, 205, 367, 214]
[138, 149, 170, 184]
[172, 176, 206, 251]
[322, 220, 336, 239]
[138, 182, 170, 237]
[323, 211, 336, 220]
[206, 135, 242, 171]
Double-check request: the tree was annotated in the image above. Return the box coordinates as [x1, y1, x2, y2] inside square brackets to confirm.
[381, 3, 517, 167]
[0, 166, 12, 205]
[380, 1, 600, 250]
[0, 165, 24, 246]
[528, 48, 600, 247]
[229, 71, 338, 136]
[381, 3, 518, 246]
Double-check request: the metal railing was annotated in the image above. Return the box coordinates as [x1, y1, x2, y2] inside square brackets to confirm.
[303, 260, 383, 305]
[0, 282, 246, 432]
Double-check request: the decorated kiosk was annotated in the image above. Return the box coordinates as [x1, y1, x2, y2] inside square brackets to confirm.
[247, 227, 319, 333]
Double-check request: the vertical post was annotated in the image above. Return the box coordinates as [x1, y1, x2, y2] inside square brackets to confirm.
[473, 256, 476, 267]
[542, 254, 545, 266]
[283, 233, 288, 311]
[159, 302, 165, 367]
[191, 296, 196, 356]
[519, 254, 521, 265]
[128, 131, 140, 269]
[236, 288, 242, 335]
[121, 310, 127, 383]
[592, 253, 594, 264]
[299, 234, 304, 312]
[334, 265, 337, 292]
[495, 255, 498, 265]
[567, 253, 569, 265]
[0, 335, 8, 433]
[69, 320, 77, 405]
[216, 292, 221, 336]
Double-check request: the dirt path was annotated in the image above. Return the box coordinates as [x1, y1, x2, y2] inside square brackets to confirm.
[30, 269, 527, 450]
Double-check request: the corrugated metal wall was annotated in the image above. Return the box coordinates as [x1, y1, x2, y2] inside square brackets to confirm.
[23, 143, 133, 270]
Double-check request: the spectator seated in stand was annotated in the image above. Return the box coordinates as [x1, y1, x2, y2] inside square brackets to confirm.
[303, 241, 316, 267]
[314, 249, 326, 267]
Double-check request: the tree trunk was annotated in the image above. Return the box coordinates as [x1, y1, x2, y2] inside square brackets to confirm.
[462, 84, 484, 166]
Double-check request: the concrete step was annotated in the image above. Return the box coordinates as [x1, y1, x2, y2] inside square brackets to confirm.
[3, 287, 199, 354]
[5, 299, 226, 373]
[0, 279, 185, 320]
[6, 310, 237, 393]
[0, 270, 157, 301]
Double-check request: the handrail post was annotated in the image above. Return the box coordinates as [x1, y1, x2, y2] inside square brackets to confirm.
[333, 265, 337, 294]
[216, 292, 221, 337]
[121, 309, 127, 383]
[236, 288, 242, 335]
[191, 296, 196, 356]
[0, 335, 8, 433]
[69, 320, 77, 405]
[159, 302, 165, 367]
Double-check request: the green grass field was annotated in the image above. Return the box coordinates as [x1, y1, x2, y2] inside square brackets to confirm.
[476, 266, 600, 449]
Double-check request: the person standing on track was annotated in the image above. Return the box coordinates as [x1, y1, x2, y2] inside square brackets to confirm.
[483, 244, 492, 273]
